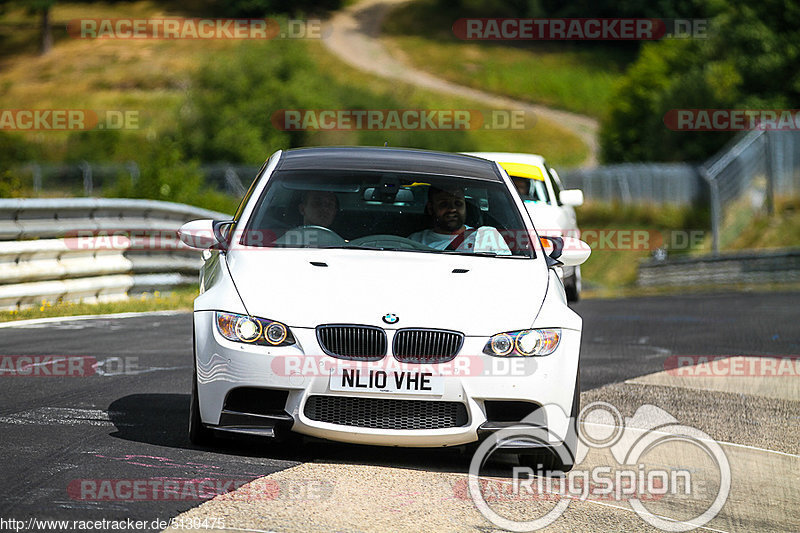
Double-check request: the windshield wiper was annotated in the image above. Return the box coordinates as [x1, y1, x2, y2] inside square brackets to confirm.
[441, 250, 499, 257]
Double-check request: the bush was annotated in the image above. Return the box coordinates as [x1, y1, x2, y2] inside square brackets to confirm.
[105, 138, 238, 214]
[178, 39, 471, 163]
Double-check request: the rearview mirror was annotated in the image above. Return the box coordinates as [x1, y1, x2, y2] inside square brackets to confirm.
[559, 189, 584, 207]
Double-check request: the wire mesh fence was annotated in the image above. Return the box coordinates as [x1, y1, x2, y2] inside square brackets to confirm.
[700, 130, 800, 254]
[560, 163, 705, 206]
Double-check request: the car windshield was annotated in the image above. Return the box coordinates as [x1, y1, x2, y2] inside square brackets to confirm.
[242, 169, 535, 258]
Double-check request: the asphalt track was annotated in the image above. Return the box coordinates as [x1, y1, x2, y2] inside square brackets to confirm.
[0, 291, 797, 532]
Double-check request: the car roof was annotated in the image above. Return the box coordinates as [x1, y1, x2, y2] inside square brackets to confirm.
[276, 147, 504, 182]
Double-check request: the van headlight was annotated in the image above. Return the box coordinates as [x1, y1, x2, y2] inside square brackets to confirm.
[483, 329, 560, 357]
[216, 312, 295, 347]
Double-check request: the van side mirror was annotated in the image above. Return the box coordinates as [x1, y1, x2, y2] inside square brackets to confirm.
[559, 189, 584, 207]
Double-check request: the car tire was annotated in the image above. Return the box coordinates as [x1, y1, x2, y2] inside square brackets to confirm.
[564, 265, 581, 303]
[518, 367, 580, 473]
[189, 332, 215, 446]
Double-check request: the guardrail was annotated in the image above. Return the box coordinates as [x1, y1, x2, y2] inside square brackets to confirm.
[637, 248, 800, 287]
[0, 199, 230, 310]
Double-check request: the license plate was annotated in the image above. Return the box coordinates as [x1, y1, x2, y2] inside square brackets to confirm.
[329, 368, 444, 395]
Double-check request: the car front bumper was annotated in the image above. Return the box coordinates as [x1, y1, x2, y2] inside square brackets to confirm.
[193, 310, 580, 448]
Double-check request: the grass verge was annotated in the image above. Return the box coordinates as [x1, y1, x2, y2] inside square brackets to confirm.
[575, 202, 710, 292]
[382, 0, 633, 119]
[0, 286, 197, 323]
[309, 40, 588, 166]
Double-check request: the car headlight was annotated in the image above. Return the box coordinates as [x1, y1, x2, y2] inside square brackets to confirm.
[483, 329, 560, 357]
[215, 312, 295, 347]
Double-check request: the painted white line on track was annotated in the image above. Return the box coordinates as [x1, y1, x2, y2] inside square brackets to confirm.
[0, 310, 187, 329]
[581, 421, 800, 458]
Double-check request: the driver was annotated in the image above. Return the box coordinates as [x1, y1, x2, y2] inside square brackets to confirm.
[299, 191, 338, 227]
[512, 177, 530, 198]
[408, 186, 511, 255]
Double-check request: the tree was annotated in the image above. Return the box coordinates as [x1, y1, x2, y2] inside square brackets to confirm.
[601, 0, 800, 162]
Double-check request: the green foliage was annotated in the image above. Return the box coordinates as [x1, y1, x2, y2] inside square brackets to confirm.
[601, 0, 800, 162]
[0, 131, 35, 165]
[201, 0, 342, 17]
[577, 201, 709, 232]
[0, 170, 25, 197]
[105, 138, 238, 214]
[64, 130, 124, 163]
[434, 0, 705, 18]
[178, 40, 472, 164]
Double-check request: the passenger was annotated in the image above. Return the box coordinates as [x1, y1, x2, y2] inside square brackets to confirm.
[408, 186, 511, 255]
[299, 191, 338, 227]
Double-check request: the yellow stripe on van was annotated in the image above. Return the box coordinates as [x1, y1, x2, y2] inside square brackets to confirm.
[498, 162, 545, 181]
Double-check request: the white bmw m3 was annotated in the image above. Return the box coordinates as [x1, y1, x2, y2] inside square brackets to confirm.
[179, 147, 590, 469]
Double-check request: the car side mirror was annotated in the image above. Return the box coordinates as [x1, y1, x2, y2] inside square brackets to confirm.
[541, 236, 590, 267]
[179, 219, 234, 250]
[559, 189, 584, 207]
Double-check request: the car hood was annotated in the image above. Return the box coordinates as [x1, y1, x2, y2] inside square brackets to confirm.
[225, 248, 549, 336]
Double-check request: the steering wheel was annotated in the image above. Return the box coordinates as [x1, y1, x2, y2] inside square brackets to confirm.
[347, 234, 433, 251]
[277, 225, 345, 247]
[295, 225, 342, 237]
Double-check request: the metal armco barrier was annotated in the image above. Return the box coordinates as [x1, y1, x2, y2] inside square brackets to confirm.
[638, 248, 800, 287]
[0, 199, 230, 310]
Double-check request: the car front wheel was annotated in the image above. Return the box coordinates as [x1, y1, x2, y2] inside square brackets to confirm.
[518, 367, 580, 473]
